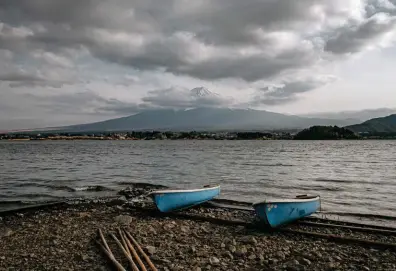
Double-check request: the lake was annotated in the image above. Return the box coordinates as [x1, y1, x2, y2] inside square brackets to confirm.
[1, 140, 395, 225]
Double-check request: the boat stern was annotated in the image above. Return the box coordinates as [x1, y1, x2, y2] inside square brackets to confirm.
[150, 185, 221, 213]
[253, 196, 321, 228]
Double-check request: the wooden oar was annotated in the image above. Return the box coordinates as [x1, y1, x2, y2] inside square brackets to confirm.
[110, 233, 140, 271]
[124, 229, 158, 271]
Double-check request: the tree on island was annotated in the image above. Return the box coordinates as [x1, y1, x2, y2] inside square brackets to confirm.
[293, 126, 360, 140]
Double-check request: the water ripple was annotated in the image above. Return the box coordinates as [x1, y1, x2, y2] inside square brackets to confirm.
[0, 140, 395, 224]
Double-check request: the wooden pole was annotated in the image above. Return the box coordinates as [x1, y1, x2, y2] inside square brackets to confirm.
[118, 228, 131, 257]
[95, 234, 127, 271]
[281, 228, 396, 251]
[299, 221, 396, 236]
[122, 231, 148, 271]
[124, 229, 158, 271]
[110, 233, 140, 271]
[98, 228, 113, 254]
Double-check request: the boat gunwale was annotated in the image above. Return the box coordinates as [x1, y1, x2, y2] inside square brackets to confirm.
[149, 185, 221, 195]
[252, 195, 320, 206]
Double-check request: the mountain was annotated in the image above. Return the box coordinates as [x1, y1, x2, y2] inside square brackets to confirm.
[301, 108, 396, 123]
[346, 114, 396, 133]
[190, 87, 218, 98]
[54, 107, 356, 132]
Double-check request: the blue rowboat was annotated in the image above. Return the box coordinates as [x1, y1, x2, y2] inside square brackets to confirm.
[253, 195, 320, 228]
[150, 185, 221, 212]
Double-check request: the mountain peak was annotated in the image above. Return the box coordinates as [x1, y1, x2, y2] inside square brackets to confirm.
[190, 87, 218, 98]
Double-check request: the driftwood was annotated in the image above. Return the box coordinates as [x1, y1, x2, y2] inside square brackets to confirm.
[96, 228, 154, 271]
[110, 233, 140, 271]
[302, 216, 396, 231]
[281, 228, 396, 251]
[118, 228, 131, 257]
[299, 221, 396, 236]
[96, 229, 126, 271]
[98, 229, 113, 254]
[122, 231, 148, 271]
[124, 229, 158, 271]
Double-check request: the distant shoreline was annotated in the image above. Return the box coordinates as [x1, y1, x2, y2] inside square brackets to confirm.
[2, 137, 396, 141]
[2, 126, 396, 140]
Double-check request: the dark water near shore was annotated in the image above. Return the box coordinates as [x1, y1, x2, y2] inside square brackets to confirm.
[0, 140, 395, 225]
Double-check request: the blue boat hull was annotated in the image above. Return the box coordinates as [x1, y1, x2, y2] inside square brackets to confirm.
[151, 185, 220, 212]
[253, 196, 320, 228]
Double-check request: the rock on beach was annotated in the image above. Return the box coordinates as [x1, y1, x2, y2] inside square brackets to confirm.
[0, 199, 395, 270]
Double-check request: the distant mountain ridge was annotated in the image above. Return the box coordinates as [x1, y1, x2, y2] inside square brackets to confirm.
[302, 108, 396, 122]
[346, 114, 396, 133]
[54, 107, 356, 132]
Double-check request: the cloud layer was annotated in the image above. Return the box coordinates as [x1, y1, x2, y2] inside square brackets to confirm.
[1, 0, 396, 128]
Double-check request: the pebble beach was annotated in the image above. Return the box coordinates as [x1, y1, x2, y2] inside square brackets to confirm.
[1, 193, 395, 271]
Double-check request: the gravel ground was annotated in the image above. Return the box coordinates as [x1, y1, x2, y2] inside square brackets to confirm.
[0, 200, 395, 271]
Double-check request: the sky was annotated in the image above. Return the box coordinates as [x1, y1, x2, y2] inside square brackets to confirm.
[1, 0, 396, 129]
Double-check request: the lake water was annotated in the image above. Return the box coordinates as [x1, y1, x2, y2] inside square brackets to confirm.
[0, 140, 395, 226]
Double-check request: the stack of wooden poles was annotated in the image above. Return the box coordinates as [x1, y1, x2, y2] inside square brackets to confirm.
[96, 228, 157, 271]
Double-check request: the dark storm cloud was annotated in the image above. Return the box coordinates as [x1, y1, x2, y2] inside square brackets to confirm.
[95, 99, 143, 115]
[366, 0, 396, 16]
[142, 86, 234, 109]
[252, 76, 336, 105]
[325, 13, 396, 54]
[0, 71, 44, 83]
[174, 47, 318, 82]
[0, 0, 396, 121]
[0, 0, 319, 43]
[180, 0, 321, 45]
[2, 0, 395, 85]
[0, 70, 68, 88]
[22, 91, 140, 115]
[19, 86, 232, 116]
[263, 76, 335, 98]
[0, 57, 80, 87]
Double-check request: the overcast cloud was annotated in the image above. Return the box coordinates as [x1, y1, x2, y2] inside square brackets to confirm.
[1, 0, 396, 129]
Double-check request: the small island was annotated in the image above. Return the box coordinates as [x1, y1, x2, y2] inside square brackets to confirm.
[293, 126, 360, 140]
